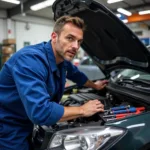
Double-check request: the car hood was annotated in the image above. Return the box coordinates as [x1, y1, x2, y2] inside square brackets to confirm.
[52, 0, 150, 74]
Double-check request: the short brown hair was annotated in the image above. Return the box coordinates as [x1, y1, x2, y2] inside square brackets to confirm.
[53, 16, 86, 34]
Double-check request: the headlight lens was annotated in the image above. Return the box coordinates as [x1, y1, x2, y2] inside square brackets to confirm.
[48, 126, 125, 150]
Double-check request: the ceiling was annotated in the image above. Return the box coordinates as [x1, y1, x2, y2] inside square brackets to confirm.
[0, 0, 150, 26]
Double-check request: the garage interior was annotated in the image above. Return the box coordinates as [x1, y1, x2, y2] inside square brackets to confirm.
[0, 0, 150, 68]
[0, 1, 150, 150]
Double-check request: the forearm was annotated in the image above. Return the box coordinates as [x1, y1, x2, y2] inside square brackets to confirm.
[83, 80, 96, 89]
[59, 106, 84, 122]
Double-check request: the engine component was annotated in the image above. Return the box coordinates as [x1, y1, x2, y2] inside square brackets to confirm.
[62, 93, 112, 109]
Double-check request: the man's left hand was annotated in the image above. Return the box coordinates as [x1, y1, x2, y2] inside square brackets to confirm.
[94, 80, 108, 90]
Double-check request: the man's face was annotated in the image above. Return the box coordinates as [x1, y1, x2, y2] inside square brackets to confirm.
[52, 22, 83, 62]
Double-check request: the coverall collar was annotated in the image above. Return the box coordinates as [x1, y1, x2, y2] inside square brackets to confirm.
[44, 41, 67, 73]
[44, 40, 58, 72]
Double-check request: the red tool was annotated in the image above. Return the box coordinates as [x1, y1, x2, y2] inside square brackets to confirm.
[104, 110, 141, 119]
[105, 110, 143, 121]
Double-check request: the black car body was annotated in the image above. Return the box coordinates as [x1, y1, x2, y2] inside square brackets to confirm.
[33, 0, 150, 150]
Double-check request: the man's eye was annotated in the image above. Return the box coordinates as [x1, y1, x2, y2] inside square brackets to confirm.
[67, 37, 73, 41]
[78, 40, 83, 45]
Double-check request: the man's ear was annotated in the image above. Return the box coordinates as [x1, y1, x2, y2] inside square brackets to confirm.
[51, 32, 57, 42]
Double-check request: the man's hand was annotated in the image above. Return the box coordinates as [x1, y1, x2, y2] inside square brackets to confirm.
[84, 79, 108, 90]
[59, 100, 104, 122]
[94, 80, 108, 90]
[80, 100, 104, 117]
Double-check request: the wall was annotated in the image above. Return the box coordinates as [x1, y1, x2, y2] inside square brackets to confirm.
[15, 21, 53, 50]
[131, 28, 150, 39]
[0, 19, 7, 43]
[12, 15, 54, 26]
[0, 10, 7, 18]
[133, 28, 150, 46]
[12, 15, 55, 50]
[128, 23, 150, 38]
[0, 14, 55, 50]
[127, 23, 150, 46]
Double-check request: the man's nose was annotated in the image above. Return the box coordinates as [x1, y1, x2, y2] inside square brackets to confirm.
[72, 41, 80, 50]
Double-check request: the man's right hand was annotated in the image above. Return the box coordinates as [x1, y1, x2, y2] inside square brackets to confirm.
[80, 100, 104, 117]
[59, 99, 104, 122]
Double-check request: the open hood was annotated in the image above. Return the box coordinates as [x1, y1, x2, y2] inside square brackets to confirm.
[52, 0, 150, 74]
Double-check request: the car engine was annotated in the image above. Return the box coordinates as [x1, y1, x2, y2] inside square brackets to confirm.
[32, 86, 147, 150]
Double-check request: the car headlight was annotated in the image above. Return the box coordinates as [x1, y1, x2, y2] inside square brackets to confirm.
[48, 126, 125, 150]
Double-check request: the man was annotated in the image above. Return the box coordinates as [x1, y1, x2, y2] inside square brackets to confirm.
[0, 16, 107, 150]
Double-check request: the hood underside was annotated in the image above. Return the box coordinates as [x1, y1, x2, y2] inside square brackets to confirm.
[52, 0, 150, 73]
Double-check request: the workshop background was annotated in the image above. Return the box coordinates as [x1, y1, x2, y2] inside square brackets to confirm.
[0, 0, 150, 74]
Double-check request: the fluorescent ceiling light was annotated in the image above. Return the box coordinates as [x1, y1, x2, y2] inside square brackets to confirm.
[116, 13, 121, 18]
[139, 10, 150, 15]
[30, 0, 55, 11]
[1, 0, 20, 4]
[117, 8, 132, 16]
[122, 19, 128, 23]
[107, 0, 123, 4]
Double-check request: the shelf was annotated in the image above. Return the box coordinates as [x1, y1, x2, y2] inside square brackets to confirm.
[0, 43, 16, 69]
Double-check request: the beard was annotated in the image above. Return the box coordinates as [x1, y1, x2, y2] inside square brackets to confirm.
[56, 49, 75, 62]
[55, 39, 76, 62]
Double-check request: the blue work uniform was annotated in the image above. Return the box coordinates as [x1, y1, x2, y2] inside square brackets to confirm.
[0, 41, 88, 150]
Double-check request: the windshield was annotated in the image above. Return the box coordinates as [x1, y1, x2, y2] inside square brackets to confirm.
[113, 69, 150, 81]
[111, 69, 150, 91]
[114, 69, 150, 81]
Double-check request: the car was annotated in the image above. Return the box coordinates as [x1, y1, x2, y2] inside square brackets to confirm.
[32, 0, 150, 150]
[77, 56, 105, 80]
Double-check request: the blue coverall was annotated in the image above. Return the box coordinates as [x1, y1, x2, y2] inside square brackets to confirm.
[0, 41, 88, 150]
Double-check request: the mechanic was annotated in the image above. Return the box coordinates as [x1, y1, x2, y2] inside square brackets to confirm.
[0, 16, 108, 150]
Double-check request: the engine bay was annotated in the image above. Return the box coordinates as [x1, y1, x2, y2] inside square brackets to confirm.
[60, 86, 146, 124]
[33, 85, 148, 150]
